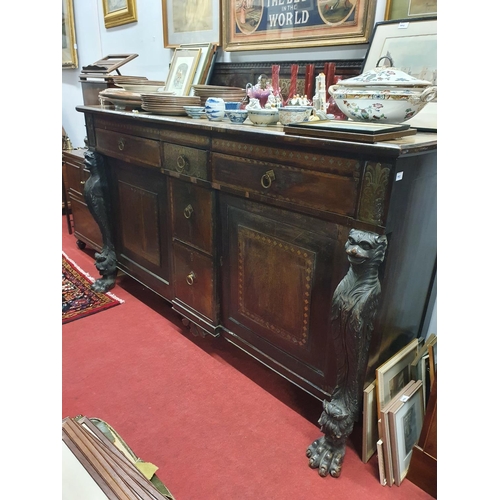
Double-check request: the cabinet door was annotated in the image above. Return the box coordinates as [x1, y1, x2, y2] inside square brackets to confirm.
[110, 159, 172, 299]
[220, 193, 349, 398]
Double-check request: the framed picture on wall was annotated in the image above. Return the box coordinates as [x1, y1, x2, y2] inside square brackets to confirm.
[102, 0, 138, 29]
[63, 0, 78, 69]
[385, 0, 437, 21]
[162, 0, 220, 47]
[222, 0, 377, 52]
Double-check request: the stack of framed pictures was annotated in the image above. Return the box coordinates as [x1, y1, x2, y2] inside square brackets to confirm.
[164, 43, 218, 96]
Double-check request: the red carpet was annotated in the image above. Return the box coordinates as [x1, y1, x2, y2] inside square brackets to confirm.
[62, 216, 434, 499]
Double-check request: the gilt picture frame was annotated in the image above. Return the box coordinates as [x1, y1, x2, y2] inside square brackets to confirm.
[362, 381, 378, 463]
[162, 0, 220, 47]
[222, 0, 377, 52]
[62, 0, 78, 69]
[102, 0, 138, 29]
[385, 0, 437, 21]
[164, 47, 202, 96]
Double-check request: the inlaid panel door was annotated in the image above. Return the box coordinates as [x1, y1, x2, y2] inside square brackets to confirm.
[109, 159, 172, 299]
[219, 193, 350, 398]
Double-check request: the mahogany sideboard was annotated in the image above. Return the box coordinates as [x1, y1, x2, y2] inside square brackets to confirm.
[76, 104, 437, 477]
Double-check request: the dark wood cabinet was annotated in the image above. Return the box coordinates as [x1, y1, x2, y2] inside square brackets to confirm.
[62, 148, 103, 251]
[109, 159, 171, 299]
[76, 105, 436, 476]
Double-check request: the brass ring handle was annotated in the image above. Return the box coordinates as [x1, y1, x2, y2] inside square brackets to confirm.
[186, 271, 196, 286]
[118, 138, 125, 151]
[176, 155, 189, 173]
[261, 169, 276, 189]
[183, 204, 194, 219]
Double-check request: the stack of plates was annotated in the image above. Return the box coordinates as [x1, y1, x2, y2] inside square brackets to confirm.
[116, 80, 167, 93]
[192, 85, 246, 106]
[141, 94, 201, 115]
[99, 88, 143, 110]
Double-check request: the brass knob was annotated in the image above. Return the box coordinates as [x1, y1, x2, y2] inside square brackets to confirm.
[80, 180, 86, 185]
[184, 204, 194, 219]
[118, 138, 125, 151]
[261, 169, 275, 189]
[176, 155, 189, 173]
[186, 271, 196, 286]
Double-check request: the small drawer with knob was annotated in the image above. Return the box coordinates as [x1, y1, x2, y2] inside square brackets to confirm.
[163, 143, 209, 179]
[172, 241, 216, 322]
[170, 179, 214, 254]
[95, 129, 161, 168]
[212, 152, 359, 217]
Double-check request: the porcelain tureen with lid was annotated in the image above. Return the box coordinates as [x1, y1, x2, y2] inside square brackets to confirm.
[328, 57, 437, 124]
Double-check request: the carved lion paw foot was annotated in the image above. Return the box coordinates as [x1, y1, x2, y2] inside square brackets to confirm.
[306, 437, 345, 478]
[91, 276, 116, 293]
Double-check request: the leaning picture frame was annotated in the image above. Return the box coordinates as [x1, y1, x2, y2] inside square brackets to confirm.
[385, 0, 437, 21]
[162, 0, 220, 47]
[102, 0, 138, 29]
[362, 381, 378, 463]
[222, 0, 377, 52]
[164, 48, 202, 96]
[388, 380, 425, 486]
[62, 0, 78, 69]
[179, 43, 218, 93]
[376, 338, 419, 418]
[362, 16, 437, 131]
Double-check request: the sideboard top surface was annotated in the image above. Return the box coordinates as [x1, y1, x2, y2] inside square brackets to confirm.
[77, 105, 437, 158]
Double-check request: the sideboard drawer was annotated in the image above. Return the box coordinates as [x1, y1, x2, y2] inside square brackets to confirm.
[172, 241, 216, 321]
[163, 143, 209, 179]
[96, 129, 161, 168]
[212, 152, 359, 217]
[170, 179, 213, 254]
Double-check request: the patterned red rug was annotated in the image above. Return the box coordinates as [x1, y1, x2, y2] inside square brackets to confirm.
[62, 252, 123, 324]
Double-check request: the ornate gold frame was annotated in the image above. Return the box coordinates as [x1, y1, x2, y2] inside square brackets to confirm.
[62, 0, 78, 69]
[102, 0, 138, 29]
[222, 0, 376, 52]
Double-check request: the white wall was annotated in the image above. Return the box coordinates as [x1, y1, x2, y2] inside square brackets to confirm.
[62, 0, 388, 147]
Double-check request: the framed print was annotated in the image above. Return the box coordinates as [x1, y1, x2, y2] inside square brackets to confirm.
[385, 0, 437, 21]
[362, 17, 437, 131]
[179, 43, 218, 92]
[362, 381, 378, 463]
[164, 48, 202, 96]
[376, 338, 418, 418]
[222, 0, 377, 52]
[427, 335, 437, 386]
[162, 0, 220, 47]
[102, 0, 137, 29]
[388, 380, 425, 486]
[379, 380, 417, 487]
[62, 0, 78, 69]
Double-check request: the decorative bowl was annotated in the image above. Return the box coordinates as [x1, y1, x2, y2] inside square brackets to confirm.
[328, 60, 437, 124]
[183, 105, 206, 118]
[225, 101, 242, 111]
[247, 108, 279, 126]
[226, 109, 248, 124]
[278, 106, 313, 125]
